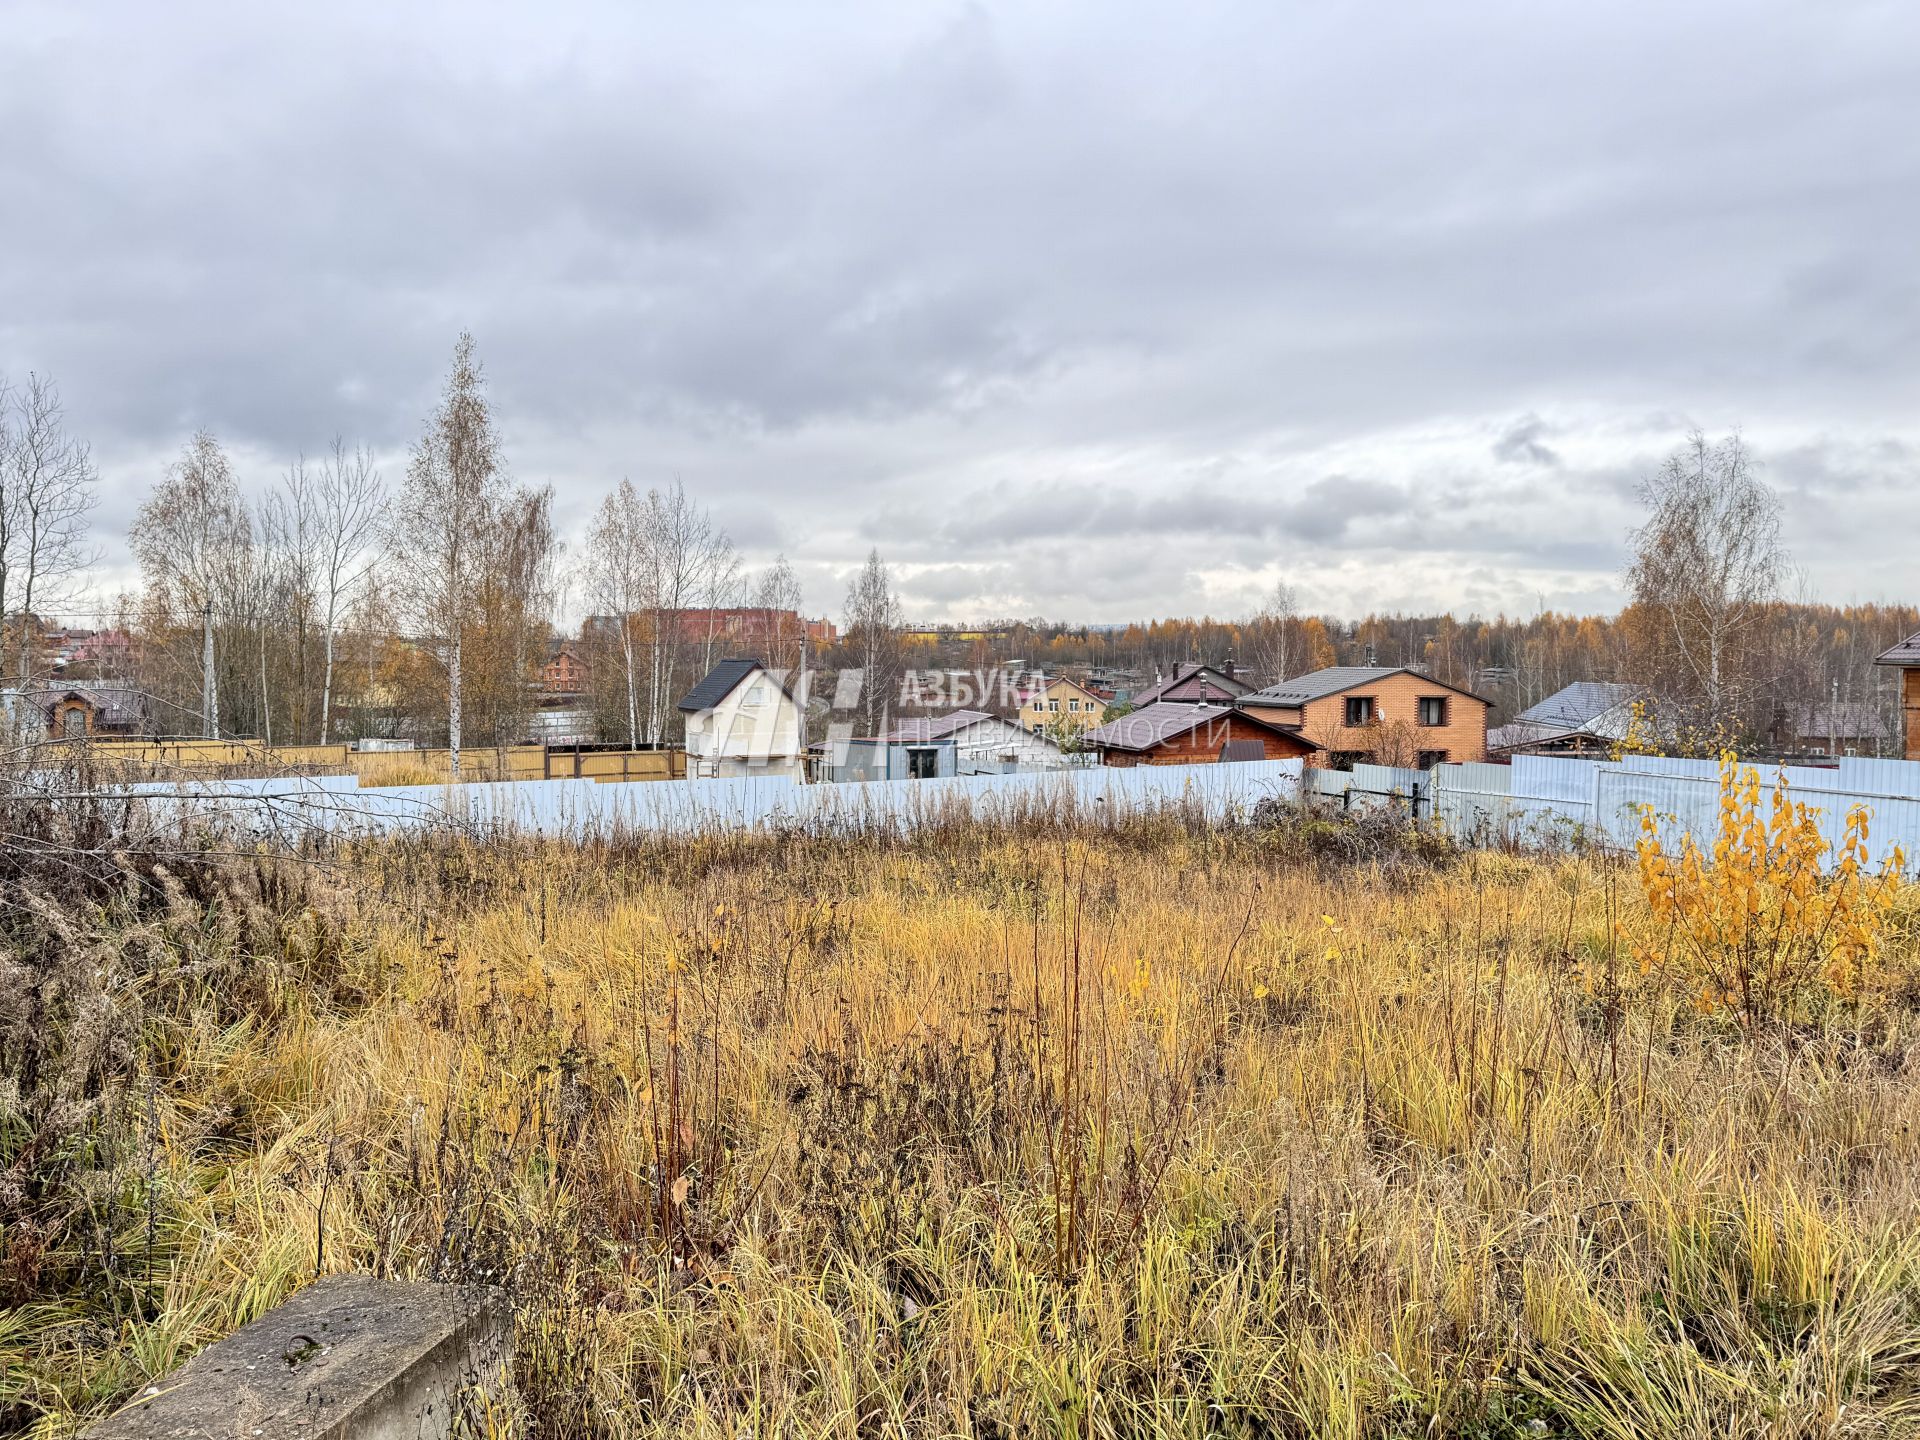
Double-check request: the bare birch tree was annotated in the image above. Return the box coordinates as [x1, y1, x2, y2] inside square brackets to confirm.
[313, 437, 385, 742]
[752, 554, 806, 675]
[392, 332, 504, 776]
[1626, 430, 1785, 732]
[132, 431, 251, 737]
[843, 548, 904, 735]
[2, 373, 100, 685]
[1248, 578, 1299, 686]
[584, 479, 651, 746]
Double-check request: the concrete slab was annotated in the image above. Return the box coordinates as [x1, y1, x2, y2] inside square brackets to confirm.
[85, 1274, 511, 1440]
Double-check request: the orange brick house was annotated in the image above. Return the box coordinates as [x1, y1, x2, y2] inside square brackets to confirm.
[1875, 630, 1920, 760]
[1238, 666, 1489, 768]
[1081, 701, 1318, 767]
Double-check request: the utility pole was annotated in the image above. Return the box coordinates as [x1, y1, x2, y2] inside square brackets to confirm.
[202, 600, 218, 738]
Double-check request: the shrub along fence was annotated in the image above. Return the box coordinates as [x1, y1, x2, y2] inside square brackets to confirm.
[1306, 753, 1920, 872]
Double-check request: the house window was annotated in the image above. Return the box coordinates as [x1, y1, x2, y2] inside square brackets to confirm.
[1417, 749, 1447, 769]
[1067, 699, 1079, 711]
[1344, 696, 1376, 726]
[1049, 699, 1059, 712]
[1328, 750, 1366, 772]
[744, 685, 766, 706]
[1417, 696, 1448, 727]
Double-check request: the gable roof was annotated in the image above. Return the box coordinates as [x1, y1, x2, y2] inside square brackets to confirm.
[1243, 666, 1490, 707]
[677, 658, 775, 713]
[1130, 662, 1253, 707]
[1875, 631, 1920, 667]
[1487, 681, 1641, 753]
[1514, 681, 1637, 730]
[6, 683, 149, 727]
[883, 709, 1013, 742]
[1082, 700, 1318, 753]
[1035, 675, 1103, 700]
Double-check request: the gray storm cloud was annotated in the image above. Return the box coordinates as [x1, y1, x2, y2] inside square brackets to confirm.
[3, 0, 1917, 623]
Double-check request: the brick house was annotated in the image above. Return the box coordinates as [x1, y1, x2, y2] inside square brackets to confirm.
[1238, 666, 1489, 768]
[542, 645, 589, 696]
[1081, 700, 1318, 767]
[1875, 631, 1920, 760]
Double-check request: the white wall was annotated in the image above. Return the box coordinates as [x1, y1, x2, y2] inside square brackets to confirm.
[683, 672, 802, 775]
[949, 715, 1068, 771]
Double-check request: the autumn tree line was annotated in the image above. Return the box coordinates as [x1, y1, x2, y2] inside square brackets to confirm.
[3, 335, 1914, 760]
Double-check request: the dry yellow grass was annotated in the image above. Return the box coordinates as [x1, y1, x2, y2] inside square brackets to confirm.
[11, 809, 1920, 1438]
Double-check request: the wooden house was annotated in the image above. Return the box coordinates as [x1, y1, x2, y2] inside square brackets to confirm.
[1875, 631, 1920, 761]
[1082, 701, 1317, 767]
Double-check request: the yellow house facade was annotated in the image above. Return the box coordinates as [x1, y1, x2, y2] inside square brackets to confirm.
[1019, 676, 1110, 736]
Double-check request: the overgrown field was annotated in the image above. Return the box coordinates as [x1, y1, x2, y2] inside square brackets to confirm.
[7, 792, 1920, 1438]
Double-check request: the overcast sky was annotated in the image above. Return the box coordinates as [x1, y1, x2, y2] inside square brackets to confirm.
[5, 0, 1917, 626]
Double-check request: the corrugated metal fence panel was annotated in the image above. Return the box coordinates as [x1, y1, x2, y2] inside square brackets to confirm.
[1509, 756, 1598, 804]
[1432, 758, 1598, 846]
[1834, 758, 1920, 799]
[1307, 769, 1353, 800]
[120, 755, 1917, 872]
[199, 759, 1310, 840]
[1617, 755, 1721, 780]
[1345, 764, 1426, 817]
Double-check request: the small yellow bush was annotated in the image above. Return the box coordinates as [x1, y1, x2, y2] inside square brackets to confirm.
[1633, 755, 1905, 1030]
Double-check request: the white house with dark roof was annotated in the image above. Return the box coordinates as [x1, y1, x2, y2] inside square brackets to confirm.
[676, 658, 805, 779]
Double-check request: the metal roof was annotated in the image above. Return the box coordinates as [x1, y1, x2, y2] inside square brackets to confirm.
[1129, 663, 1253, 707]
[1876, 631, 1920, 667]
[1514, 681, 1638, 730]
[676, 658, 767, 713]
[1792, 700, 1893, 740]
[882, 709, 1006, 742]
[5, 683, 149, 726]
[1244, 666, 1490, 706]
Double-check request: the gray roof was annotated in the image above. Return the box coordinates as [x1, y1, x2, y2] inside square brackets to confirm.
[1244, 666, 1488, 706]
[1792, 700, 1892, 740]
[1083, 701, 1233, 750]
[1514, 681, 1637, 730]
[1876, 631, 1920, 667]
[676, 658, 768, 713]
[1486, 681, 1641, 752]
[883, 709, 1004, 742]
[5, 683, 148, 726]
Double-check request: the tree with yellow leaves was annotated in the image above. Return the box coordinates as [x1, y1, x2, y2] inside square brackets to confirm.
[1633, 755, 1905, 1033]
